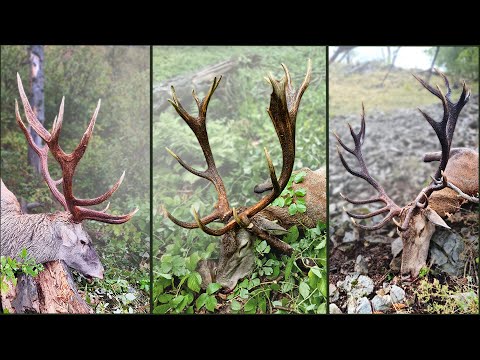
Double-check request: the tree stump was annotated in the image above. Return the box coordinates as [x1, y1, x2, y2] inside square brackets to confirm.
[1, 260, 92, 314]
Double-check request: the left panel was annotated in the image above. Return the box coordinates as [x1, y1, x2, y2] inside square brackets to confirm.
[0, 45, 151, 314]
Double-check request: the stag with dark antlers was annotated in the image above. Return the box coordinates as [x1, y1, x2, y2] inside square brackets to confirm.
[164, 61, 326, 290]
[335, 70, 478, 281]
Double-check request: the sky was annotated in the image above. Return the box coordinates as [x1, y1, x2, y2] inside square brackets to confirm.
[332, 47, 435, 70]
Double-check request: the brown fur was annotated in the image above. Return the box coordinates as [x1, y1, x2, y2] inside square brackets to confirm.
[259, 167, 326, 229]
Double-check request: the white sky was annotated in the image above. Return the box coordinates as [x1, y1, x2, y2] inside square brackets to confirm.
[344, 47, 435, 70]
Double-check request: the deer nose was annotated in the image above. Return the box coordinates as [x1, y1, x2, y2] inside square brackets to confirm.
[401, 272, 412, 282]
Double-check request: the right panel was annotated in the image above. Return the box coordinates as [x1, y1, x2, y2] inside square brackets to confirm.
[328, 46, 479, 314]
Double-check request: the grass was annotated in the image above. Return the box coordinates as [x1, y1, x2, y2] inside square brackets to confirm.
[329, 62, 479, 117]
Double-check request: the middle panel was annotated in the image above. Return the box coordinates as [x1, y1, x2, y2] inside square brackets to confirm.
[152, 46, 327, 314]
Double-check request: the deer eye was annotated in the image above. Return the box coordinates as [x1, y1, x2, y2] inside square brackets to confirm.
[80, 240, 87, 245]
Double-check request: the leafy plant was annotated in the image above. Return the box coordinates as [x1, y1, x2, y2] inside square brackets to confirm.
[272, 171, 307, 215]
[414, 277, 478, 314]
[1, 249, 44, 295]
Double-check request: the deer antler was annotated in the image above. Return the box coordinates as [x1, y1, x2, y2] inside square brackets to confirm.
[15, 74, 138, 224]
[334, 104, 402, 230]
[166, 61, 312, 236]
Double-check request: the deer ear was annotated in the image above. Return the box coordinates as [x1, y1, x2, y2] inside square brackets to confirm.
[255, 217, 288, 235]
[59, 226, 78, 247]
[425, 208, 451, 229]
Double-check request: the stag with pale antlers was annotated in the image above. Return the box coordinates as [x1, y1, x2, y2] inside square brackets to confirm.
[1, 74, 137, 280]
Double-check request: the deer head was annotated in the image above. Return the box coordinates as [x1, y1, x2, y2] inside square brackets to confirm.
[164, 62, 311, 290]
[335, 70, 473, 281]
[14, 74, 137, 278]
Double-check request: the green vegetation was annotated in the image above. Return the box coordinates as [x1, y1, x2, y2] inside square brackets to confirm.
[1, 250, 44, 296]
[414, 277, 478, 314]
[0, 46, 150, 313]
[153, 46, 326, 314]
[428, 47, 479, 81]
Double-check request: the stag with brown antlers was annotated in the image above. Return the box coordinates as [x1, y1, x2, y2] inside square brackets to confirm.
[335, 70, 478, 281]
[164, 61, 326, 291]
[1, 74, 137, 283]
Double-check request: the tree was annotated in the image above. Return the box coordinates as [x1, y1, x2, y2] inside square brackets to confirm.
[27, 45, 45, 173]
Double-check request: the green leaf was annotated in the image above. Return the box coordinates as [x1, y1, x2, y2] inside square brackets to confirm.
[299, 281, 310, 299]
[256, 240, 268, 253]
[205, 295, 217, 312]
[310, 266, 323, 279]
[206, 282, 222, 295]
[186, 252, 201, 271]
[318, 276, 327, 298]
[296, 197, 306, 206]
[258, 296, 267, 313]
[195, 293, 209, 310]
[187, 272, 202, 293]
[317, 303, 327, 314]
[231, 300, 242, 311]
[157, 294, 174, 304]
[294, 171, 307, 183]
[281, 280, 294, 293]
[285, 226, 299, 244]
[244, 298, 257, 313]
[20, 248, 27, 259]
[285, 197, 293, 206]
[171, 295, 185, 308]
[284, 253, 295, 281]
[296, 203, 307, 213]
[288, 203, 298, 215]
[276, 197, 285, 207]
[153, 304, 171, 314]
[263, 267, 273, 275]
[294, 188, 307, 197]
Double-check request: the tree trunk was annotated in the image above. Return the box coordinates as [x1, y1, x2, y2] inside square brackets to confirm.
[27, 45, 45, 173]
[1, 261, 93, 314]
[426, 47, 440, 84]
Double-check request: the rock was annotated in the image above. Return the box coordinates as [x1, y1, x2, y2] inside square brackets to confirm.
[356, 297, 372, 314]
[430, 228, 465, 276]
[391, 237, 403, 258]
[329, 303, 343, 314]
[338, 273, 374, 299]
[382, 283, 391, 294]
[451, 291, 477, 306]
[329, 283, 339, 302]
[371, 294, 392, 312]
[346, 297, 357, 314]
[354, 255, 369, 275]
[343, 231, 357, 243]
[390, 285, 405, 303]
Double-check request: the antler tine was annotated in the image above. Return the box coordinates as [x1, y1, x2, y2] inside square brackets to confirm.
[16, 74, 136, 225]
[15, 100, 68, 209]
[73, 171, 125, 206]
[414, 71, 470, 182]
[336, 106, 402, 229]
[17, 73, 51, 142]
